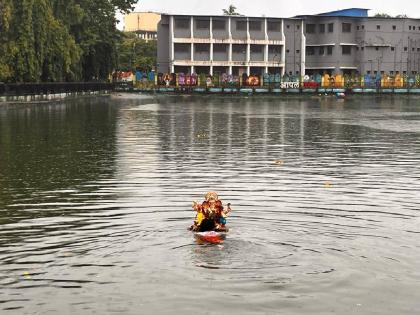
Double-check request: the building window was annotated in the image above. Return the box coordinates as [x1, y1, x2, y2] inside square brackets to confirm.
[375, 47, 379, 51]
[289, 71, 293, 75]
[328, 23, 334, 32]
[319, 46, 325, 55]
[286, 49, 290, 53]
[196, 19, 210, 29]
[250, 45, 263, 53]
[362, 25, 365, 30]
[269, 46, 281, 54]
[297, 25, 300, 30]
[377, 25, 381, 30]
[390, 71, 394, 75]
[403, 71, 407, 75]
[367, 71, 371, 75]
[232, 45, 246, 53]
[236, 20, 247, 31]
[361, 47, 364, 51]
[296, 49, 300, 54]
[296, 71, 300, 75]
[342, 45, 352, 55]
[391, 47, 395, 51]
[356, 46, 359, 51]
[267, 21, 281, 32]
[175, 18, 190, 29]
[319, 24, 325, 33]
[213, 44, 227, 53]
[409, 26, 412, 30]
[327, 46, 333, 55]
[174, 43, 190, 53]
[195, 44, 209, 53]
[249, 21, 262, 31]
[342, 23, 352, 33]
[404, 47, 408, 51]
[306, 47, 315, 55]
[306, 24, 316, 33]
[418, 26, 420, 31]
[213, 20, 226, 30]
[286, 25, 290, 29]
[357, 25, 360, 30]
[393, 25, 397, 30]
[374, 71, 377, 75]
[417, 48, 420, 52]
[413, 47, 416, 52]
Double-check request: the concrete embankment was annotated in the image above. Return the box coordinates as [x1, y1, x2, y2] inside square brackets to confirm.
[0, 82, 113, 104]
[115, 86, 420, 96]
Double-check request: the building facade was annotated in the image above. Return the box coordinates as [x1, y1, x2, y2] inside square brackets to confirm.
[157, 14, 305, 75]
[124, 12, 161, 41]
[158, 9, 420, 76]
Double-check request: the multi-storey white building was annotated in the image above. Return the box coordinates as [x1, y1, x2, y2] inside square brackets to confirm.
[157, 14, 306, 76]
[158, 9, 420, 77]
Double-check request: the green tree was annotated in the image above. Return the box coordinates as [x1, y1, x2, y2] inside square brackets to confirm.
[223, 4, 241, 16]
[0, 0, 13, 81]
[374, 13, 392, 18]
[0, 0, 139, 82]
[117, 32, 156, 72]
[374, 13, 409, 18]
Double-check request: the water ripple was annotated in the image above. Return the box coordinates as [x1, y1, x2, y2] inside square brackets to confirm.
[1, 96, 420, 314]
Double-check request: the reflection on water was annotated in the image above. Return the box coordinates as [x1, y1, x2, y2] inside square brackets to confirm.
[1, 95, 420, 314]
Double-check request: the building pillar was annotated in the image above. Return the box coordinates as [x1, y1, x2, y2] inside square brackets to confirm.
[265, 45, 269, 69]
[169, 16, 175, 73]
[281, 19, 286, 76]
[210, 17, 213, 75]
[228, 17, 232, 76]
[191, 66, 195, 74]
[300, 20, 306, 76]
[190, 16, 194, 39]
[264, 18, 268, 40]
[247, 17, 250, 75]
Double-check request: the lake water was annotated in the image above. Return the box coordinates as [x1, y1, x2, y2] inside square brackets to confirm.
[1, 95, 420, 314]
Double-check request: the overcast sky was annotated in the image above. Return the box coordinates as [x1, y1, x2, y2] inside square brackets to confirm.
[117, 0, 420, 29]
[126, 0, 418, 18]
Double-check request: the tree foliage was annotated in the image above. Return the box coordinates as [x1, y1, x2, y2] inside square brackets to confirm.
[117, 32, 156, 72]
[0, 0, 138, 82]
[223, 5, 241, 16]
[374, 13, 409, 18]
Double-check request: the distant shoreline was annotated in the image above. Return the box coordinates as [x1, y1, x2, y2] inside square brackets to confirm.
[114, 86, 420, 96]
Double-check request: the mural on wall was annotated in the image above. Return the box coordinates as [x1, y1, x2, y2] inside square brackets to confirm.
[302, 75, 320, 88]
[263, 73, 282, 85]
[221, 74, 240, 87]
[113, 71, 134, 82]
[178, 73, 198, 86]
[243, 74, 261, 86]
[144, 72, 420, 89]
[157, 73, 176, 86]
